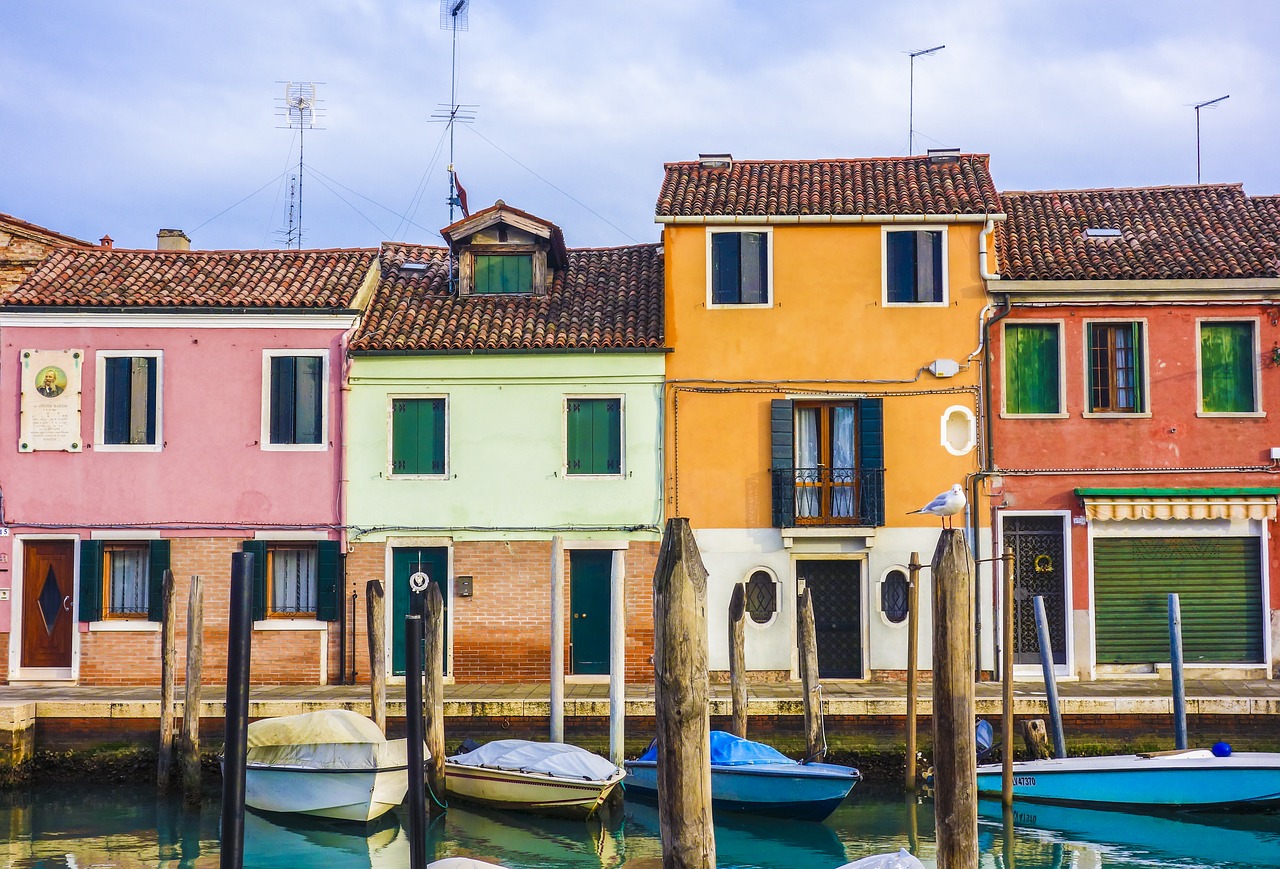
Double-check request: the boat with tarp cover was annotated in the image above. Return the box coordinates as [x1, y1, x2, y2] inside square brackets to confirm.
[444, 739, 625, 819]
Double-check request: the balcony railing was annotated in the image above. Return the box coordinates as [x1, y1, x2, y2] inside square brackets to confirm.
[770, 467, 885, 528]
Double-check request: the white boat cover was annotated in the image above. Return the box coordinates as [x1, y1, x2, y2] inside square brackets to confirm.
[246, 709, 408, 772]
[448, 739, 622, 783]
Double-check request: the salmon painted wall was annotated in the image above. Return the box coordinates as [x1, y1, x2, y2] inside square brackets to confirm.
[664, 221, 990, 527]
[0, 322, 349, 528]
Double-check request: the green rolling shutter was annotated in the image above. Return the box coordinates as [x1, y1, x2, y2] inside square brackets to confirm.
[1094, 537, 1262, 664]
[770, 399, 794, 527]
[79, 540, 103, 623]
[146, 540, 171, 621]
[1005, 323, 1061, 414]
[1201, 322, 1255, 413]
[315, 540, 342, 622]
[241, 540, 268, 621]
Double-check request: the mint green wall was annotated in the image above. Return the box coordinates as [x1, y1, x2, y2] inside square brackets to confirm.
[346, 353, 665, 543]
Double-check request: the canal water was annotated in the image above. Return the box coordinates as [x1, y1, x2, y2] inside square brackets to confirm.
[3, 784, 1278, 868]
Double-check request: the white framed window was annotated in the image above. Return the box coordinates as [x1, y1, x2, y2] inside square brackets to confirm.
[564, 394, 625, 477]
[706, 227, 773, 308]
[1001, 320, 1068, 418]
[94, 350, 162, 452]
[388, 395, 449, 478]
[262, 350, 328, 451]
[882, 226, 947, 306]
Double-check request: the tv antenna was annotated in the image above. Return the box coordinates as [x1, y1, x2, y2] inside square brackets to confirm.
[431, 0, 476, 291]
[276, 81, 325, 248]
[1192, 94, 1228, 184]
[906, 45, 944, 155]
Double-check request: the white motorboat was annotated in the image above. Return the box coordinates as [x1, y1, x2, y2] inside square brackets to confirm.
[444, 739, 625, 819]
[243, 709, 419, 822]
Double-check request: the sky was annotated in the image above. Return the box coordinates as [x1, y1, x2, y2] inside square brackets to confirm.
[3, 1, 1278, 252]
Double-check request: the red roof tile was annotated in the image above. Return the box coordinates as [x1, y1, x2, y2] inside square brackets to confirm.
[996, 185, 1280, 281]
[3, 247, 378, 308]
[350, 242, 664, 352]
[656, 154, 1001, 217]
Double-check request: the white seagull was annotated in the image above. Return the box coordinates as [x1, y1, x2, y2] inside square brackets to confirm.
[908, 483, 967, 529]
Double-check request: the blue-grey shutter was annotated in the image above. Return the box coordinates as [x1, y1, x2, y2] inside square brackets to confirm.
[770, 399, 794, 527]
[79, 540, 103, 622]
[146, 539, 171, 621]
[857, 398, 885, 526]
[241, 540, 268, 621]
[712, 233, 741, 304]
[103, 357, 131, 444]
[315, 540, 341, 622]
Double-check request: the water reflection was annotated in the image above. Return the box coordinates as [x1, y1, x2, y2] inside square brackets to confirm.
[1, 783, 1278, 868]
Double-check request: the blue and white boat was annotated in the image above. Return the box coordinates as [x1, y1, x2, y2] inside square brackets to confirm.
[624, 731, 861, 821]
[975, 748, 1280, 810]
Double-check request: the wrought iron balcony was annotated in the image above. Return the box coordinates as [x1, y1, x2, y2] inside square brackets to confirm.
[770, 466, 885, 528]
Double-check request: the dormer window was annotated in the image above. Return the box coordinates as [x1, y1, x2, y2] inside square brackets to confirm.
[474, 252, 534, 294]
[441, 200, 568, 297]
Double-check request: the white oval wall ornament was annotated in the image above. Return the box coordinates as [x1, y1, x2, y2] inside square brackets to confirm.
[941, 405, 976, 456]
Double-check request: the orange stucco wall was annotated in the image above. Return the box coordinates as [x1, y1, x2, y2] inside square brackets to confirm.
[663, 221, 990, 527]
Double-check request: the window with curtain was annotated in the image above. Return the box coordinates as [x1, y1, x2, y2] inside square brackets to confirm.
[1004, 323, 1062, 415]
[268, 545, 318, 616]
[710, 230, 769, 305]
[794, 403, 857, 523]
[1088, 322, 1145, 413]
[104, 544, 149, 617]
[885, 230, 944, 303]
[1200, 321, 1256, 413]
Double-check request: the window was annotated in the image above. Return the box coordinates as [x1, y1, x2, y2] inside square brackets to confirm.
[265, 353, 324, 447]
[1087, 322, 1145, 413]
[1004, 323, 1062, 415]
[242, 540, 341, 621]
[770, 398, 884, 528]
[709, 229, 770, 305]
[96, 352, 160, 449]
[885, 229, 944, 304]
[391, 398, 446, 476]
[566, 397, 622, 475]
[881, 569, 909, 624]
[78, 539, 170, 622]
[474, 254, 533, 294]
[1200, 321, 1257, 414]
[744, 570, 777, 625]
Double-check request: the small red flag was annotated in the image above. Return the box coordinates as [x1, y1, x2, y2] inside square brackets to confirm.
[452, 171, 470, 217]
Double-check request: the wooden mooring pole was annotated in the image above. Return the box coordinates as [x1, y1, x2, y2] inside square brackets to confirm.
[1001, 544, 1015, 807]
[157, 569, 176, 790]
[404, 613, 428, 869]
[797, 586, 824, 762]
[366, 580, 387, 734]
[425, 582, 447, 815]
[653, 518, 714, 869]
[904, 552, 921, 792]
[728, 582, 747, 739]
[931, 529, 978, 869]
[182, 575, 204, 807]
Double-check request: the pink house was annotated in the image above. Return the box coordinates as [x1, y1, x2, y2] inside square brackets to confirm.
[0, 234, 377, 685]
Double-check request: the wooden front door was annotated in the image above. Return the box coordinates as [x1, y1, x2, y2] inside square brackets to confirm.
[21, 541, 76, 669]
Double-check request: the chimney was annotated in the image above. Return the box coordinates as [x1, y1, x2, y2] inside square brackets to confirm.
[99, 235, 114, 249]
[157, 229, 191, 251]
[698, 153, 733, 169]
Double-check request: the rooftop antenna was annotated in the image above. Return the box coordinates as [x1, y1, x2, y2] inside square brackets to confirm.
[1193, 94, 1229, 184]
[431, 0, 476, 291]
[906, 45, 944, 155]
[276, 81, 325, 249]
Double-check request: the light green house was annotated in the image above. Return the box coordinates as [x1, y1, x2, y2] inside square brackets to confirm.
[344, 203, 665, 684]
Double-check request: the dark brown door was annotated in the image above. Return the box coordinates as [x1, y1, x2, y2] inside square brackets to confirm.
[22, 541, 75, 668]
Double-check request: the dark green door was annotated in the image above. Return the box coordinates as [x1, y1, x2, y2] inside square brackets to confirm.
[392, 547, 449, 677]
[569, 550, 612, 675]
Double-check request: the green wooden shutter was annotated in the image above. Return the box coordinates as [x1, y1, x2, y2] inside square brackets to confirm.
[315, 540, 342, 622]
[146, 540, 171, 621]
[392, 398, 445, 475]
[241, 540, 268, 621]
[598, 399, 621, 474]
[1201, 322, 1255, 413]
[770, 399, 794, 527]
[857, 398, 885, 526]
[79, 540, 104, 622]
[1006, 324, 1060, 414]
[1094, 537, 1262, 664]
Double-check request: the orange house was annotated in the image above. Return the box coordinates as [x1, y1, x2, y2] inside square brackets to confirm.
[658, 152, 1005, 680]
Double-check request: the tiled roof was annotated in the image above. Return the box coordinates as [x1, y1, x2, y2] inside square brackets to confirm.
[656, 154, 1001, 217]
[996, 185, 1280, 280]
[350, 242, 664, 352]
[3, 247, 378, 308]
[0, 212, 93, 247]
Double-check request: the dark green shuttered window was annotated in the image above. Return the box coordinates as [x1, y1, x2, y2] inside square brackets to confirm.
[770, 397, 883, 527]
[566, 398, 622, 475]
[269, 355, 323, 445]
[1200, 321, 1256, 413]
[392, 398, 446, 475]
[1005, 323, 1061, 415]
[241, 540, 341, 622]
[474, 254, 533, 294]
[103, 356, 158, 445]
[711, 231, 769, 304]
[78, 539, 170, 622]
[886, 230, 943, 303]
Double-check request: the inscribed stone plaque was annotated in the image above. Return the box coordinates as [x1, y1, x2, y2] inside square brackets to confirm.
[19, 349, 83, 452]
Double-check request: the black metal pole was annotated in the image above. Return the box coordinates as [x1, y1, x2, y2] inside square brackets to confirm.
[405, 613, 428, 869]
[220, 552, 254, 869]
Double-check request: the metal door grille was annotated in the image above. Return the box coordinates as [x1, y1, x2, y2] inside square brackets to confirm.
[1003, 515, 1067, 665]
[798, 560, 862, 679]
